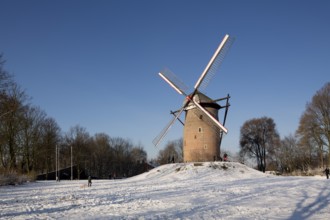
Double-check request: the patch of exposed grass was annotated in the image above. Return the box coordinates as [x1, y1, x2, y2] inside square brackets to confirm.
[193, 163, 204, 167]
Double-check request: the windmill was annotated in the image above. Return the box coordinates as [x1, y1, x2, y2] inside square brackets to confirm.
[153, 34, 234, 162]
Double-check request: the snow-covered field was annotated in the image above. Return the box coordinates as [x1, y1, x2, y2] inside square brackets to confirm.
[1, 162, 329, 219]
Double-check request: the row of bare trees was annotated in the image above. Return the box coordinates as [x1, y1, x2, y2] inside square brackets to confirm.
[59, 126, 147, 179]
[1, 55, 147, 179]
[239, 82, 330, 173]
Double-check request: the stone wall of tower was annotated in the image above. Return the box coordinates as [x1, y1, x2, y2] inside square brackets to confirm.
[183, 106, 220, 162]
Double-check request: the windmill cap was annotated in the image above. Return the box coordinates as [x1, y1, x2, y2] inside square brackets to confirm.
[186, 92, 221, 109]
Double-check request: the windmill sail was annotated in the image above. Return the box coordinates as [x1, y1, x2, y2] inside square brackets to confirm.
[194, 35, 234, 91]
[159, 68, 188, 95]
[152, 107, 185, 147]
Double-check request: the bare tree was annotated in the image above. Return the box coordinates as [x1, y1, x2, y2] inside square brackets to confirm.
[157, 138, 183, 165]
[37, 117, 61, 178]
[64, 125, 91, 179]
[20, 106, 46, 174]
[274, 135, 311, 173]
[0, 83, 28, 170]
[110, 137, 133, 178]
[297, 82, 330, 167]
[130, 145, 147, 163]
[91, 133, 112, 178]
[239, 117, 280, 172]
[0, 54, 14, 94]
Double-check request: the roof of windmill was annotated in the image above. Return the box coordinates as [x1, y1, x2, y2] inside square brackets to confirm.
[192, 92, 213, 103]
[186, 92, 221, 109]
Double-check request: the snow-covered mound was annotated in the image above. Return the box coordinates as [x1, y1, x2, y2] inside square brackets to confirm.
[1, 162, 329, 219]
[130, 161, 266, 182]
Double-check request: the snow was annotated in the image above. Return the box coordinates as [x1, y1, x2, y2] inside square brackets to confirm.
[1, 162, 330, 219]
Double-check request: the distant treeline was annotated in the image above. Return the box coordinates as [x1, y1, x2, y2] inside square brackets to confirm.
[1, 55, 149, 179]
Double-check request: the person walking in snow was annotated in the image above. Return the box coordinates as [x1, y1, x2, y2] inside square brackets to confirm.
[325, 167, 330, 179]
[88, 176, 92, 187]
[223, 153, 228, 162]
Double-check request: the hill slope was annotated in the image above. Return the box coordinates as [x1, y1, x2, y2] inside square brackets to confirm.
[131, 161, 267, 181]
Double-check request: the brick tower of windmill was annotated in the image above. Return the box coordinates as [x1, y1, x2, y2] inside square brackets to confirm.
[183, 92, 221, 162]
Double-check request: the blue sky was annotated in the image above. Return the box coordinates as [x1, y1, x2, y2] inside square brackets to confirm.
[1, 0, 329, 159]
